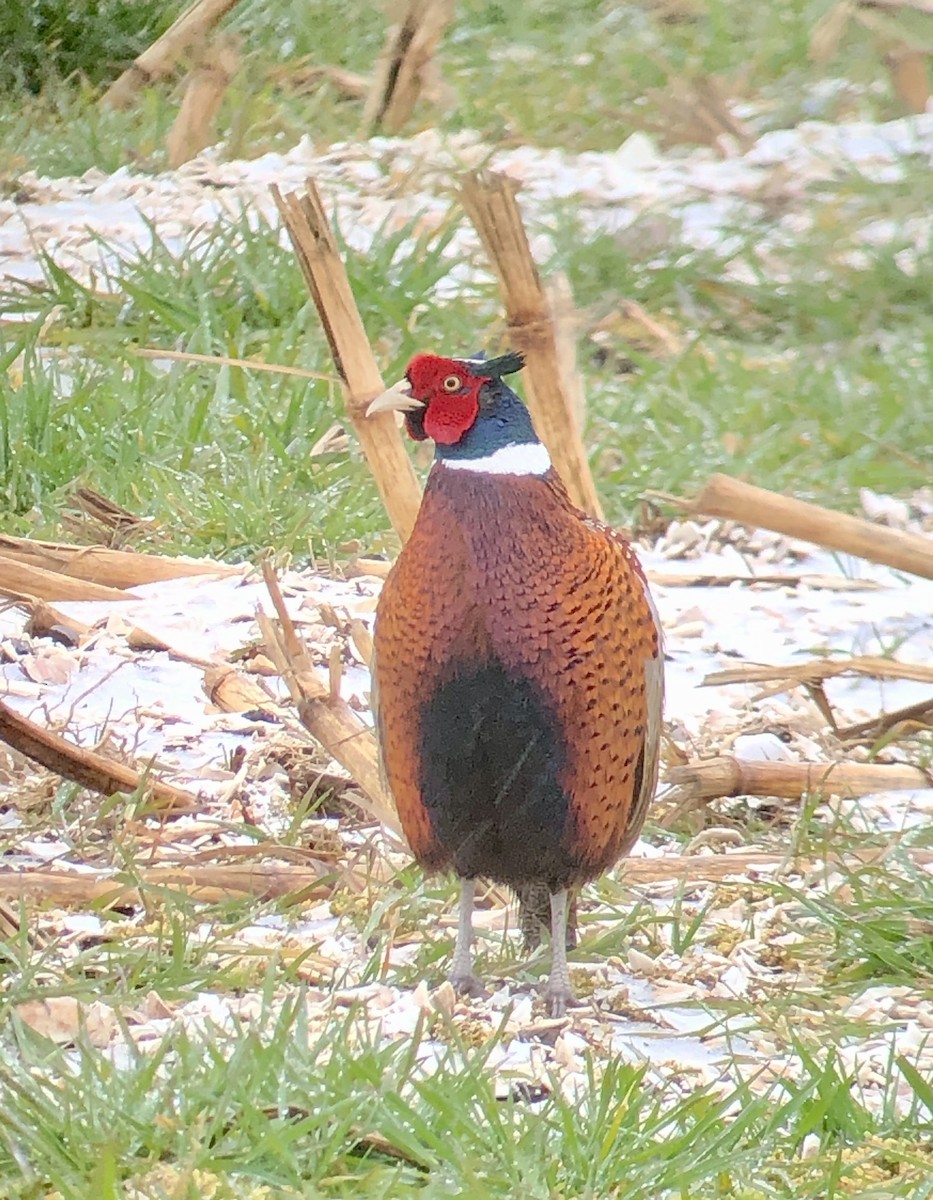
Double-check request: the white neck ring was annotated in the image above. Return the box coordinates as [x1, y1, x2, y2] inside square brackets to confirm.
[439, 442, 551, 477]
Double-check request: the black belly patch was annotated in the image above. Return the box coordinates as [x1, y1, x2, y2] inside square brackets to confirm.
[417, 660, 575, 889]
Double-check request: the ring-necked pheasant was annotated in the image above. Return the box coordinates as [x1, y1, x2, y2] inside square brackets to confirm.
[368, 350, 662, 1016]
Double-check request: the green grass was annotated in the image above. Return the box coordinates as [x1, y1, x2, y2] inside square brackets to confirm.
[2, 0, 932, 168]
[0, 1, 931, 557]
[1, 796, 932, 1197]
[2, 781, 932, 1198]
[0, 213, 483, 555]
[1, 981, 931, 1198]
[2, 954, 933, 1197]
[789, 856, 933, 988]
[2, 158, 931, 557]
[0, 0, 174, 94]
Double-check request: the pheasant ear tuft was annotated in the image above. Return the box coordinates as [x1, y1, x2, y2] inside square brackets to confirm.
[474, 351, 525, 379]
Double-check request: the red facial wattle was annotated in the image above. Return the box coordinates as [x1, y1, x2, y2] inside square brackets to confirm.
[423, 393, 479, 445]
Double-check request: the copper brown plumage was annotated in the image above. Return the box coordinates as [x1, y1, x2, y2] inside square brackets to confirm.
[368, 350, 663, 1015]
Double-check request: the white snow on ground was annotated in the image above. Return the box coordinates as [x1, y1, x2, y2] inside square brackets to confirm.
[2, 544, 933, 786]
[2, 113, 932, 295]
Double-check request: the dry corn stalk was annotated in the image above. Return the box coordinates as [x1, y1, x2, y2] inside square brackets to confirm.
[640, 75, 755, 155]
[667, 756, 932, 801]
[259, 562, 402, 838]
[836, 695, 933, 742]
[460, 170, 603, 518]
[22, 599, 91, 644]
[0, 700, 199, 814]
[0, 533, 237, 588]
[362, 0, 455, 135]
[0, 863, 333, 907]
[810, 0, 857, 63]
[269, 62, 369, 100]
[64, 486, 155, 545]
[704, 655, 933, 689]
[666, 474, 933, 581]
[648, 572, 881, 591]
[345, 557, 392, 579]
[0, 557, 130, 603]
[546, 273, 586, 431]
[102, 0, 242, 109]
[166, 35, 239, 167]
[270, 182, 422, 541]
[885, 44, 931, 113]
[133, 346, 335, 383]
[203, 665, 277, 713]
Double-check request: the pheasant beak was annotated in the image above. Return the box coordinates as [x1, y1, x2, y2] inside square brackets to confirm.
[366, 380, 425, 416]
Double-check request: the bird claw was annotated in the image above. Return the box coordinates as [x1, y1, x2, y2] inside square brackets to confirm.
[543, 980, 577, 1019]
[449, 970, 486, 999]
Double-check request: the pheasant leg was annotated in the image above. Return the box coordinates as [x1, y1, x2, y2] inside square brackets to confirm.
[544, 888, 576, 1017]
[449, 878, 484, 996]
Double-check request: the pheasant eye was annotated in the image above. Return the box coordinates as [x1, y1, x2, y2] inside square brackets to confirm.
[442, 374, 462, 393]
